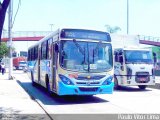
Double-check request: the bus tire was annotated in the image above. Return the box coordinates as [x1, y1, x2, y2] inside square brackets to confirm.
[46, 75, 51, 94]
[114, 76, 120, 90]
[31, 71, 36, 86]
[138, 85, 147, 90]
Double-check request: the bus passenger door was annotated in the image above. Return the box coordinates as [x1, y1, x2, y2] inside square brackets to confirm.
[33, 46, 40, 83]
[38, 47, 41, 83]
[52, 43, 58, 91]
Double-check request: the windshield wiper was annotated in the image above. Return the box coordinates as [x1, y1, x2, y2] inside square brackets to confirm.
[92, 41, 102, 63]
[73, 39, 92, 72]
[73, 39, 87, 69]
[94, 41, 102, 54]
[73, 39, 84, 55]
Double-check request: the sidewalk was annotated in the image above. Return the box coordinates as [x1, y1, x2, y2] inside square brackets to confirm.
[0, 72, 48, 119]
[151, 76, 160, 89]
[155, 76, 160, 84]
[0, 72, 9, 80]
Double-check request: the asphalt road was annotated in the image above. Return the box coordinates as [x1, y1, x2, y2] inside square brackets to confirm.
[12, 70, 160, 120]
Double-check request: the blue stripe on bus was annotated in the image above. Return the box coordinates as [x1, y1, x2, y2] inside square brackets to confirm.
[57, 81, 114, 95]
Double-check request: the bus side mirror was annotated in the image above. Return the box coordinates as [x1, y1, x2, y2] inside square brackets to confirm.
[55, 44, 59, 52]
[119, 51, 123, 56]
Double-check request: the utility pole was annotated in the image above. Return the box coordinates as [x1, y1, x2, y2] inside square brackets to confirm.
[127, 0, 129, 34]
[8, 0, 13, 80]
[49, 24, 54, 31]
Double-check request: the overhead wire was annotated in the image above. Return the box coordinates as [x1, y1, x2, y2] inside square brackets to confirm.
[12, 0, 21, 28]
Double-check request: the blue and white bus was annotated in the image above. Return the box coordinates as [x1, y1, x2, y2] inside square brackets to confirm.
[27, 28, 114, 96]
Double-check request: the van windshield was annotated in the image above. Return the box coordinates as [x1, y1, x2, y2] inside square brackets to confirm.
[124, 50, 153, 64]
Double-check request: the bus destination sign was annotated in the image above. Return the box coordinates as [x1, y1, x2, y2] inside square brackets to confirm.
[60, 29, 111, 41]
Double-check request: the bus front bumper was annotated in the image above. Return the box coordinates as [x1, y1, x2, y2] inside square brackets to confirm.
[57, 82, 114, 96]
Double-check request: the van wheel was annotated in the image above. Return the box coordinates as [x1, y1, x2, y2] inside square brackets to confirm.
[114, 76, 120, 90]
[138, 85, 147, 90]
[31, 71, 36, 86]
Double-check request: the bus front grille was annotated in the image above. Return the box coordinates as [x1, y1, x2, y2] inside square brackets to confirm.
[79, 87, 99, 92]
[76, 81, 100, 85]
[76, 75, 105, 80]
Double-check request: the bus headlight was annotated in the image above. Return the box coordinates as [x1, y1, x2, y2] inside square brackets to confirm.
[102, 76, 113, 85]
[59, 74, 74, 85]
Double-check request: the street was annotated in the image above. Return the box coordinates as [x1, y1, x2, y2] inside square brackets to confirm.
[1, 70, 160, 120]
[14, 71, 160, 113]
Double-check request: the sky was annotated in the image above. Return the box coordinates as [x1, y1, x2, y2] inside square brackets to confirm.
[3, 0, 160, 37]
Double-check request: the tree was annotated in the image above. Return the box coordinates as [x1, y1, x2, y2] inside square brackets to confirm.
[0, 0, 10, 43]
[105, 25, 121, 33]
[0, 42, 8, 59]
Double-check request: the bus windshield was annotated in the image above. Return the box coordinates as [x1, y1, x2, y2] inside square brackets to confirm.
[124, 50, 153, 64]
[60, 40, 113, 72]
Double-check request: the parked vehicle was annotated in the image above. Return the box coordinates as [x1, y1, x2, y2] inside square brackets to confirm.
[114, 47, 155, 90]
[13, 57, 27, 70]
[111, 34, 155, 90]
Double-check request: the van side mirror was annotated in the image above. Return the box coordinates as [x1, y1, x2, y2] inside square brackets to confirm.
[119, 56, 123, 64]
[119, 51, 123, 56]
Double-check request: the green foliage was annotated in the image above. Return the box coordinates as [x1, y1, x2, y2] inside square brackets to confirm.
[105, 25, 121, 33]
[0, 42, 8, 58]
[152, 46, 160, 59]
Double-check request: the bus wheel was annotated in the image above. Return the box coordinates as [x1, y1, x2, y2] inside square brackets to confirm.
[46, 75, 51, 94]
[138, 85, 147, 90]
[31, 71, 36, 86]
[114, 76, 120, 90]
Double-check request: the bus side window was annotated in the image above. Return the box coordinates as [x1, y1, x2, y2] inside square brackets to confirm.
[41, 41, 48, 60]
[48, 38, 53, 59]
[31, 48, 34, 61]
[34, 46, 38, 60]
[55, 43, 59, 52]
[27, 49, 31, 61]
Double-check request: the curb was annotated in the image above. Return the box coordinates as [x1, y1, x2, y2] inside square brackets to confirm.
[16, 80, 36, 100]
[0, 72, 15, 80]
[148, 83, 160, 89]
[16, 80, 54, 120]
